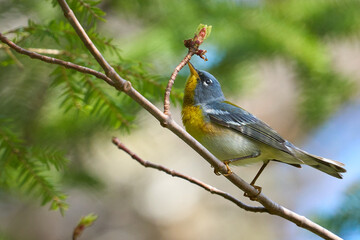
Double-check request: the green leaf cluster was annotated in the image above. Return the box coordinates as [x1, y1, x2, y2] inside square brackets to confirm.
[0, 119, 68, 215]
[0, 0, 181, 214]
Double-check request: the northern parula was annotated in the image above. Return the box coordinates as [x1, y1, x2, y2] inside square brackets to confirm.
[182, 62, 346, 191]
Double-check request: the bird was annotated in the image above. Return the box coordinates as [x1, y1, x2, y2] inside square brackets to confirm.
[181, 62, 346, 198]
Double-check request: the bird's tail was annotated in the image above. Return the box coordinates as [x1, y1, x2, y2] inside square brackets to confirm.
[295, 148, 346, 179]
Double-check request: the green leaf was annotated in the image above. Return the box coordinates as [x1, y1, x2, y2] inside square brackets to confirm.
[73, 213, 98, 240]
[196, 24, 212, 40]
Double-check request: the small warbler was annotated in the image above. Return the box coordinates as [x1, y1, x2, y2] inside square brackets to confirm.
[182, 62, 346, 192]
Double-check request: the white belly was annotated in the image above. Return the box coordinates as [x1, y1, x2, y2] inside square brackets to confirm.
[199, 129, 263, 166]
[199, 128, 301, 166]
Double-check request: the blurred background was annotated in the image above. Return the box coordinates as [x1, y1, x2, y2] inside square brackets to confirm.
[1, 0, 360, 239]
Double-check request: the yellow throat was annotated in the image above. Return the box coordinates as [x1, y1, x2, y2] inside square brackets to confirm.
[181, 63, 215, 139]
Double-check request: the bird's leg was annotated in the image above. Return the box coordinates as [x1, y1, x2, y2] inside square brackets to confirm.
[244, 160, 270, 201]
[214, 151, 260, 176]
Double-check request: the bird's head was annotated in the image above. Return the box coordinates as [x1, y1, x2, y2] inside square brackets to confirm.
[183, 62, 225, 106]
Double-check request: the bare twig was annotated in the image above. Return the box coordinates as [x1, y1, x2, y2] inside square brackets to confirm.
[163, 51, 194, 116]
[57, 0, 123, 89]
[163, 25, 210, 115]
[0, 34, 115, 87]
[0, 1, 343, 239]
[112, 137, 267, 213]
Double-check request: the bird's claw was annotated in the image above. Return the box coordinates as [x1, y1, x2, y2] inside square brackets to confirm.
[213, 161, 233, 176]
[223, 161, 233, 176]
[244, 185, 262, 201]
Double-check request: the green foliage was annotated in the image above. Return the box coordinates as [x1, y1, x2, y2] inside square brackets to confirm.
[0, 0, 182, 214]
[0, 232, 13, 240]
[0, 0, 359, 220]
[0, 119, 68, 215]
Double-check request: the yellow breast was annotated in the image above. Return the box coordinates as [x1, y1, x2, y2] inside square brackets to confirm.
[182, 74, 222, 140]
[181, 105, 222, 140]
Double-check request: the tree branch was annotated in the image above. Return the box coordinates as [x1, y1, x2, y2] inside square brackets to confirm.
[57, 0, 123, 89]
[0, 34, 115, 87]
[112, 137, 267, 213]
[0, 1, 343, 239]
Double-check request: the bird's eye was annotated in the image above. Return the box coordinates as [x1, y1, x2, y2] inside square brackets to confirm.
[203, 78, 212, 86]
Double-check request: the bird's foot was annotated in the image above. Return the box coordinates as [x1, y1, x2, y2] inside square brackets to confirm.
[223, 160, 233, 176]
[244, 185, 262, 201]
[213, 161, 233, 176]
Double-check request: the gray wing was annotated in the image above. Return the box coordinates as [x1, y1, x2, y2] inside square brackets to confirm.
[204, 101, 294, 156]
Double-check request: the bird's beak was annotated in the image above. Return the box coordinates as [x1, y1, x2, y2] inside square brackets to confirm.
[188, 62, 199, 79]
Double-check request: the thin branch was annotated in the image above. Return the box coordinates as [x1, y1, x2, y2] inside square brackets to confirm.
[0, 1, 343, 239]
[57, 0, 123, 88]
[163, 26, 210, 115]
[112, 137, 267, 213]
[12, 45, 99, 61]
[0, 33, 115, 87]
[163, 51, 194, 115]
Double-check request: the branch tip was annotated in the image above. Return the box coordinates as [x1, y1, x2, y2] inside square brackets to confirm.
[164, 24, 212, 114]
